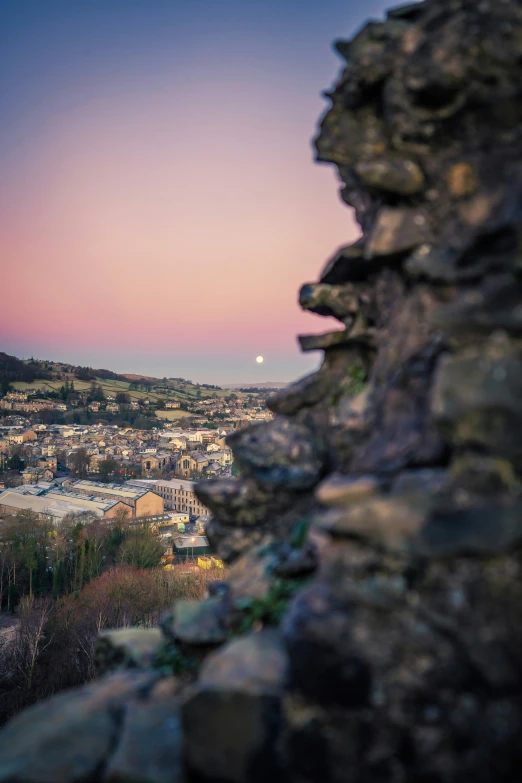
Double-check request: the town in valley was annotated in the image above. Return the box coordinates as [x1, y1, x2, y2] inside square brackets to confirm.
[0, 352, 278, 564]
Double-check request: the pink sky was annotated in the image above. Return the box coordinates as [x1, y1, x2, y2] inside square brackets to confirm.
[0, 0, 375, 383]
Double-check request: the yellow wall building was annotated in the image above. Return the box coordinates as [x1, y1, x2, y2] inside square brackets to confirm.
[65, 480, 164, 518]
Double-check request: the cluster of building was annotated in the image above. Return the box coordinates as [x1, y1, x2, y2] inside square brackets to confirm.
[0, 391, 63, 414]
[0, 383, 276, 562]
[0, 384, 276, 546]
[0, 389, 139, 415]
[0, 387, 272, 427]
[0, 420, 235, 482]
[0, 475, 210, 526]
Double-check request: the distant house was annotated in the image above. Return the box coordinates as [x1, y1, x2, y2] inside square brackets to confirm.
[141, 452, 171, 474]
[205, 461, 221, 476]
[8, 430, 37, 445]
[4, 391, 28, 402]
[38, 456, 57, 472]
[21, 467, 54, 484]
[165, 400, 181, 409]
[89, 454, 109, 472]
[173, 534, 211, 562]
[192, 453, 209, 472]
[169, 437, 187, 450]
[209, 449, 233, 467]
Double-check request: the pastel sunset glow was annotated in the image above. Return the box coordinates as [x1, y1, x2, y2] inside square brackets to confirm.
[1, 0, 389, 383]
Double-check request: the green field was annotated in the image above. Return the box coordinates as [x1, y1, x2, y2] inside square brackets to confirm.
[11, 379, 159, 402]
[5, 352, 256, 405]
[11, 376, 251, 404]
[155, 410, 194, 420]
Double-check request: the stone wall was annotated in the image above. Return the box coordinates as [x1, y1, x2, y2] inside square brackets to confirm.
[1, 1, 522, 781]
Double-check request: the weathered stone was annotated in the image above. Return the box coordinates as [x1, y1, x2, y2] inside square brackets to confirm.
[104, 678, 185, 783]
[298, 327, 377, 354]
[405, 241, 516, 283]
[273, 540, 318, 579]
[447, 162, 479, 197]
[315, 473, 381, 507]
[161, 597, 228, 646]
[282, 584, 371, 708]
[0, 672, 159, 783]
[319, 240, 369, 284]
[299, 282, 360, 320]
[449, 454, 518, 495]
[366, 207, 431, 257]
[227, 418, 327, 490]
[281, 695, 393, 783]
[313, 496, 427, 552]
[316, 93, 388, 173]
[415, 503, 522, 559]
[355, 158, 424, 196]
[267, 369, 333, 416]
[298, 329, 349, 352]
[431, 275, 522, 343]
[432, 334, 522, 461]
[227, 545, 278, 602]
[387, 1, 425, 21]
[267, 346, 370, 416]
[326, 385, 372, 468]
[199, 629, 288, 692]
[196, 477, 298, 527]
[181, 630, 288, 783]
[205, 515, 272, 562]
[390, 467, 450, 498]
[95, 628, 163, 675]
[350, 289, 447, 474]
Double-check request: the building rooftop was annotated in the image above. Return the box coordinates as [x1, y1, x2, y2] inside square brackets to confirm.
[44, 491, 119, 512]
[156, 478, 196, 491]
[174, 535, 209, 549]
[124, 479, 161, 488]
[0, 490, 112, 519]
[68, 479, 158, 500]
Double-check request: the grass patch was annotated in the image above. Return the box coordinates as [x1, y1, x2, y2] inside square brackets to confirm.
[155, 410, 194, 420]
[10, 377, 252, 403]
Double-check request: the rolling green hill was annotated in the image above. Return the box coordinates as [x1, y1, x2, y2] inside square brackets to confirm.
[1, 353, 252, 403]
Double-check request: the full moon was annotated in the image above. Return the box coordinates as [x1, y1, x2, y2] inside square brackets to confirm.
[256, 356, 264, 363]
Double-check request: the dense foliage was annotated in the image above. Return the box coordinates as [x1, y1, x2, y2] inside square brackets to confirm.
[0, 353, 51, 387]
[0, 511, 222, 724]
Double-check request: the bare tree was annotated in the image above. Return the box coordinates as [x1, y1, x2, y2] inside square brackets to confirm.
[70, 448, 91, 478]
[14, 596, 54, 689]
[113, 505, 131, 526]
